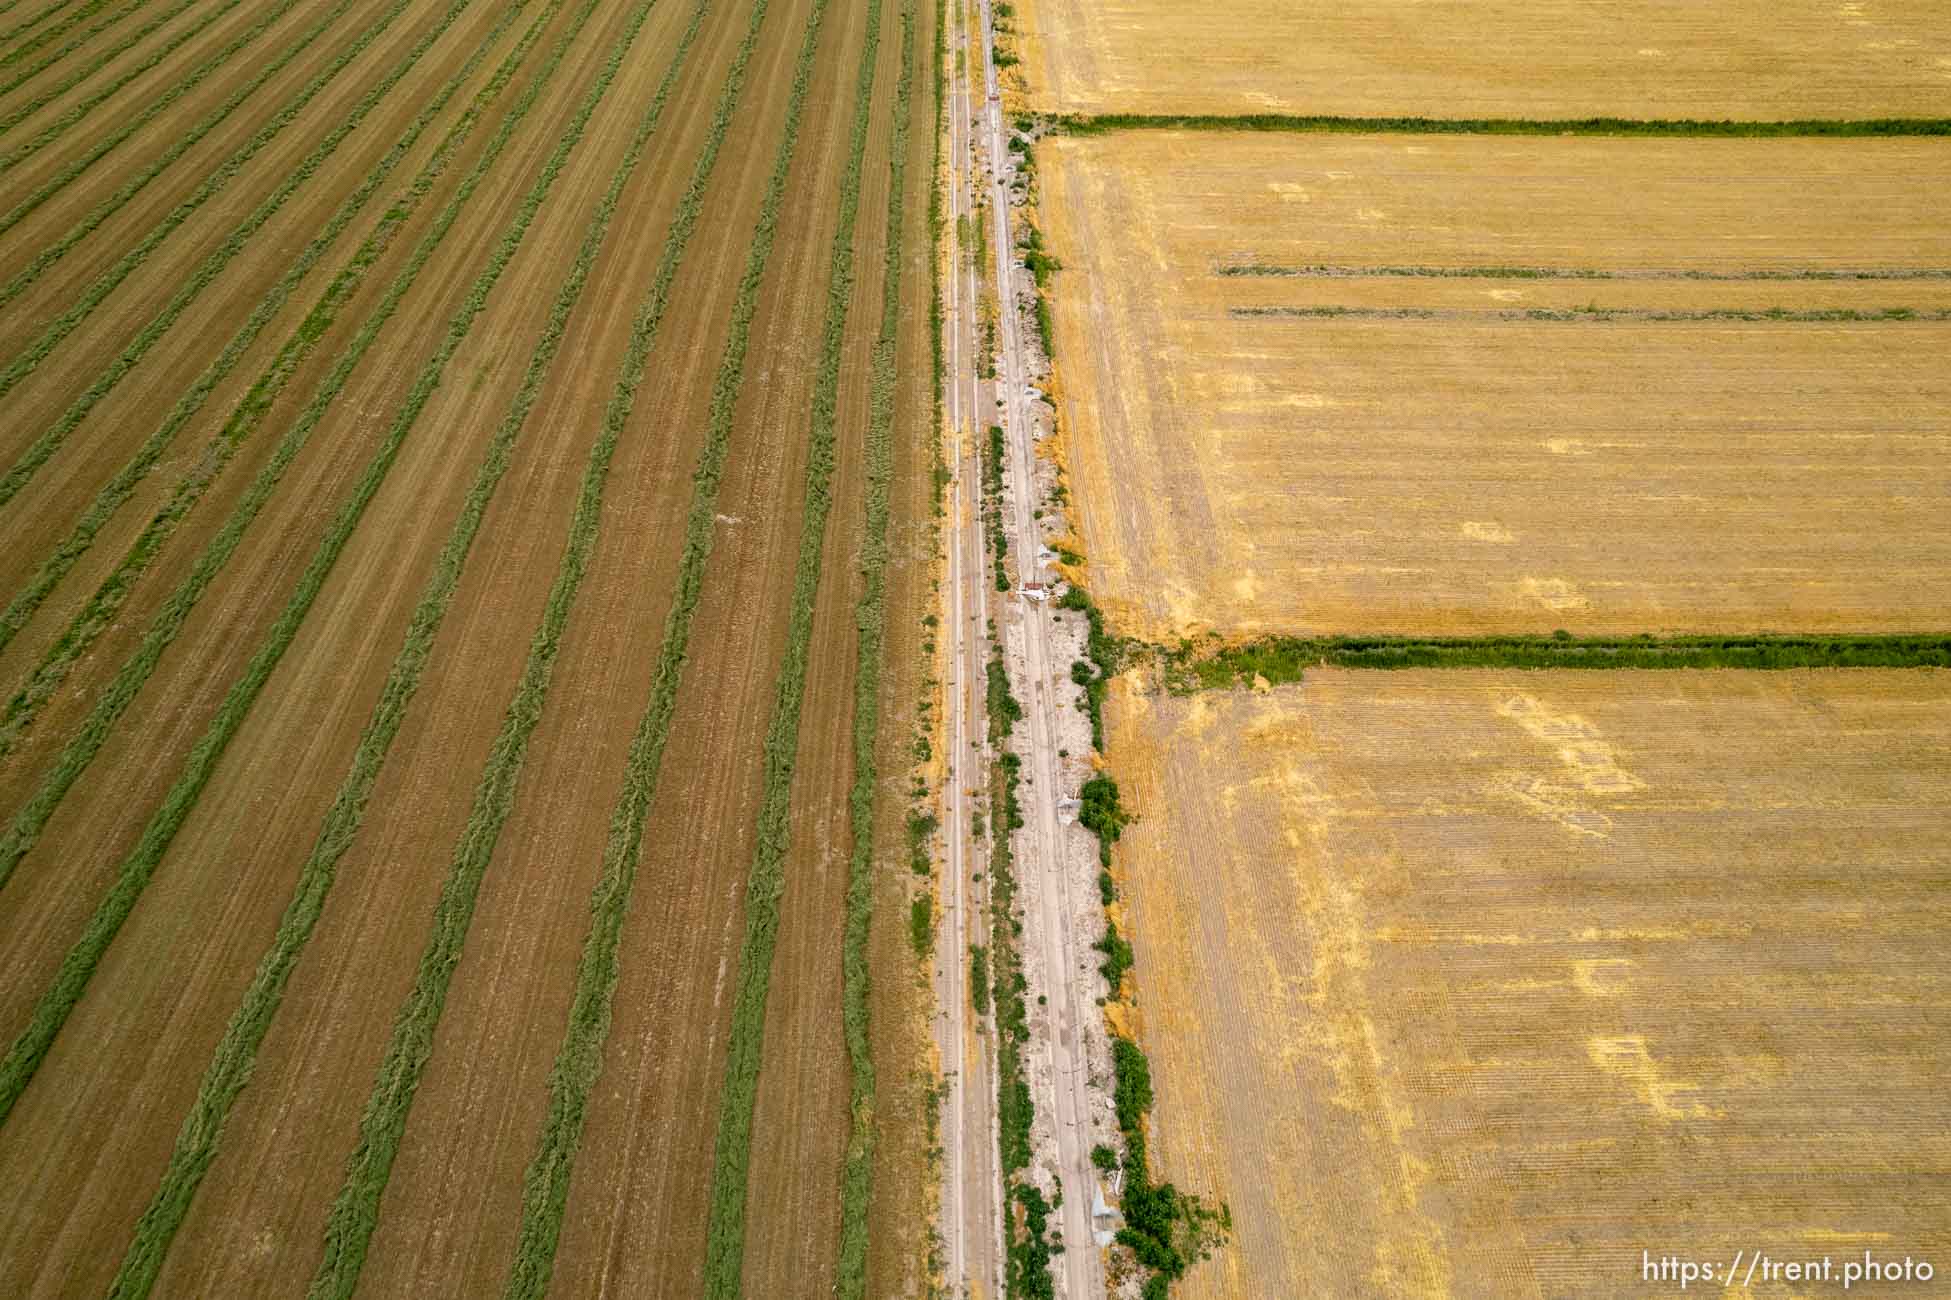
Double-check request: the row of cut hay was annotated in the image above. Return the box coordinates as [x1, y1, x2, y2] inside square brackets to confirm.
[0, 0, 192, 124]
[699, 0, 891, 1280]
[0, 0, 86, 57]
[0, 0, 421, 455]
[500, 0, 841, 1289]
[0, 0, 127, 76]
[1, 0, 399, 307]
[0, 0, 255, 165]
[0, 0, 546, 668]
[98, 0, 690, 1292]
[0, 0, 610, 1122]
[835, 5, 918, 1294]
[302, 0, 733, 1291]
[1048, 113, 1951, 138]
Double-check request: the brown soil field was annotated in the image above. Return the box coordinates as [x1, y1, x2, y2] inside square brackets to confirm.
[1042, 133, 1951, 641]
[1107, 668, 1951, 1299]
[1011, 0, 1951, 117]
[0, 0, 938, 1290]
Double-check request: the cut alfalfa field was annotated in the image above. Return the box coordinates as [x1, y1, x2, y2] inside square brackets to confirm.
[1103, 668, 1951, 1299]
[1041, 132, 1951, 641]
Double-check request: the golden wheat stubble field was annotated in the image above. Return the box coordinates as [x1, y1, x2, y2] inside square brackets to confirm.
[1042, 132, 1951, 642]
[1106, 668, 1951, 1300]
[1011, 0, 1951, 117]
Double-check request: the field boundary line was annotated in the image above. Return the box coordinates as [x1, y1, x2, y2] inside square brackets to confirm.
[698, 0, 888, 1280]
[0, 0, 612, 1125]
[835, 6, 916, 1293]
[302, 0, 724, 1287]
[99, 0, 695, 1291]
[0, 0, 254, 165]
[0, 0, 196, 129]
[1046, 113, 1951, 138]
[0, 0, 545, 668]
[1217, 264, 1951, 282]
[1229, 305, 1951, 324]
[497, 0, 842, 1288]
[0, 0, 411, 428]
[1158, 633, 1951, 691]
[0, 0, 508, 743]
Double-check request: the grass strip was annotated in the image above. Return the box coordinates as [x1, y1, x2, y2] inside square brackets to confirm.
[1170, 633, 1951, 691]
[0, 0, 400, 425]
[1216, 263, 1951, 282]
[1048, 113, 1951, 138]
[0, 0, 506, 749]
[0, 0, 80, 48]
[499, 0, 840, 1289]
[307, 6, 726, 1290]
[103, 6, 692, 1295]
[1229, 305, 1951, 323]
[0, 0, 123, 74]
[0, 0, 254, 168]
[835, 8, 916, 1294]
[0, 0, 392, 308]
[0, 0, 608, 1120]
[697, 0, 890, 1282]
[0, 0, 196, 128]
[0, 0, 541, 670]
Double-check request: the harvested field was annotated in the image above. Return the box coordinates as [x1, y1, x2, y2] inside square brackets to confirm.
[1012, 0, 1951, 118]
[0, 0, 938, 1291]
[1042, 133, 1951, 641]
[1107, 668, 1951, 1299]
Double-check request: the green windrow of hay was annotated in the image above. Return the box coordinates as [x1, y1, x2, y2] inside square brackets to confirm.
[0, 0, 612, 1126]
[0, 0, 545, 667]
[0, 0, 191, 106]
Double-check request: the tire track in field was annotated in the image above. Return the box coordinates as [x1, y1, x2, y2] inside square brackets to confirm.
[97, 3, 694, 1292]
[835, 11, 915, 1293]
[0, 0, 255, 163]
[0, 0, 546, 702]
[0, 0, 613, 1118]
[0, 0, 196, 124]
[0, 0, 506, 751]
[693, 0, 883, 1283]
[0, 0, 403, 449]
[497, 0, 835, 1289]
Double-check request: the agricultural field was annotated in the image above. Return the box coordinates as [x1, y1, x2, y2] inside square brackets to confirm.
[1040, 132, 1951, 642]
[0, 0, 938, 1292]
[1010, 0, 1951, 118]
[1105, 669, 1951, 1299]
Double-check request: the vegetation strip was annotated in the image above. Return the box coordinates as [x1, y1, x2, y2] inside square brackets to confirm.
[698, 0, 891, 1282]
[99, 5, 701, 1294]
[0, 0, 541, 664]
[0, 0, 390, 308]
[0, 0, 609, 1126]
[498, 0, 841, 1288]
[1166, 633, 1951, 691]
[0, 0, 196, 129]
[0, 0, 81, 50]
[0, 0, 487, 754]
[0, 0, 255, 169]
[1048, 113, 1951, 138]
[0, 0, 404, 425]
[1216, 263, 1951, 282]
[0, 0, 124, 74]
[1229, 305, 1951, 323]
[835, 7, 916, 1294]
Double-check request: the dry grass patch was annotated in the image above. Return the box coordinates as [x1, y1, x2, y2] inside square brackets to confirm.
[1106, 668, 1951, 1299]
[1013, 0, 1951, 118]
[1042, 133, 1951, 641]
